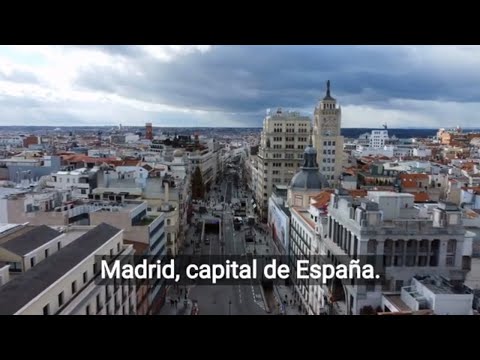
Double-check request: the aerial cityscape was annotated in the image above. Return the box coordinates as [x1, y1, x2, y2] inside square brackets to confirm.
[0, 45, 479, 315]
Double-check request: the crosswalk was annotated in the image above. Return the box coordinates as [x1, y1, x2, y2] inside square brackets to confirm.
[251, 284, 266, 311]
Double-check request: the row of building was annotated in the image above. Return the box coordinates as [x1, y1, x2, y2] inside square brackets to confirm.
[0, 222, 158, 315]
[244, 82, 480, 315]
[0, 123, 243, 314]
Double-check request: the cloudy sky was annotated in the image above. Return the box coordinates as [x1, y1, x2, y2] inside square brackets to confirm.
[0, 45, 479, 128]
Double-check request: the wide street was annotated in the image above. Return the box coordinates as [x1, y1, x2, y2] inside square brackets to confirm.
[186, 178, 267, 315]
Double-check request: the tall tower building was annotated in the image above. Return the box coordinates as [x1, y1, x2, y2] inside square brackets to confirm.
[255, 108, 311, 222]
[145, 123, 153, 140]
[313, 80, 344, 184]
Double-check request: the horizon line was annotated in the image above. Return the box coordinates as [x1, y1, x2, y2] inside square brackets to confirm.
[0, 125, 477, 130]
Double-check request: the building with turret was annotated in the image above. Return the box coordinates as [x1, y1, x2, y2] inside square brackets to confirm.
[313, 81, 344, 184]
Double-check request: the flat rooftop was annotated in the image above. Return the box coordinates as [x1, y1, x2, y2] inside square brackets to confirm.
[0, 223, 24, 236]
[0, 223, 121, 315]
[0, 188, 28, 199]
[0, 225, 61, 256]
[368, 191, 414, 198]
[291, 207, 316, 230]
[383, 294, 411, 312]
[57, 228, 91, 244]
[89, 200, 144, 212]
[415, 276, 463, 295]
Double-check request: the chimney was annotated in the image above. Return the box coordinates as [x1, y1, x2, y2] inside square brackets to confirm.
[164, 181, 169, 203]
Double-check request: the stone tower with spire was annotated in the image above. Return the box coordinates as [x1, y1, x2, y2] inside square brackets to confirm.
[313, 80, 344, 185]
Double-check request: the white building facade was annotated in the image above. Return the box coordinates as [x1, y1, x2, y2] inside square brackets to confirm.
[324, 190, 473, 315]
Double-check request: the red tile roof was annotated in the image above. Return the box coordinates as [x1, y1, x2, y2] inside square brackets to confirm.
[414, 192, 430, 202]
[348, 189, 368, 198]
[400, 173, 429, 188]
[311, 190, 335, 209]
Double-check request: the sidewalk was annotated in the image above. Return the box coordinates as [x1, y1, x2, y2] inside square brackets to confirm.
[274, 285, 305, 315]
[159, 285, 193, 315]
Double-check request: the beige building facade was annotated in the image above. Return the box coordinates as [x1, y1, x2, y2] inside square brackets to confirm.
[255, 109, 311, 221]
[313, 81, 344, 184]
[0, 223, 137, 315]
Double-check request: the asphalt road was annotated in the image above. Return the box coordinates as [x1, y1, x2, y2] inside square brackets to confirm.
[187, 178, 267, 315]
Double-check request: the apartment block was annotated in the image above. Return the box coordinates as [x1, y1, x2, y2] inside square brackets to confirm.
[255, 108, 311, 221]
[0, 223, 136, 315]
[89, 199, 167, 313]
[47, 167, 99, 199]
[324, 190, 473, 315]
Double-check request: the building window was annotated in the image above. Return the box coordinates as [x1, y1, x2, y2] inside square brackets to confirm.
[96, 294, 102, 313]
[430, 240, 440, 267]
[366, 280, 376, 292]
[394, 240, 404, 266]
[71, 281, 77, 294]
[446, 239, 456, 267]
[57, 242, 61, 250]
[83, 271, 88, 284]
[93, 262, 98, 275]
[30, 257, 35, 268]
[383, 239, 393, 267]
[405, 240, 417, 267]
[418, 240, 429, 266]
[395, 280, 404, 291]
[117, 243, 120, 252]
[85, 305, 90, 315]
[367, 239, 377, 254]
[58, 292, 64, 307]
[167, 219, 171, 226]
[45, 249, 49, 258]
[43, 304, 50, 315]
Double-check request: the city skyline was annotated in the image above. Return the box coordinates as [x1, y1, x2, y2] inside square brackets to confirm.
[1, 45, 480, 128]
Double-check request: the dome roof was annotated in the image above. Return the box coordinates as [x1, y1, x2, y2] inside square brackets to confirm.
[289, 138, 330, 191]
[290, 168, 330, 190]
[173, 149, 184, 157]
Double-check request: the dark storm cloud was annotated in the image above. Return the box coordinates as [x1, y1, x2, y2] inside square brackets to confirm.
[73, 45, 480, 117]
